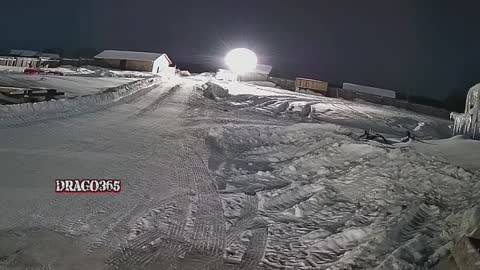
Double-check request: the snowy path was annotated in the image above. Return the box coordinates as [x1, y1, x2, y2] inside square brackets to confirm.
[0, 79, 235, 269]
[0, 78, 478, 269]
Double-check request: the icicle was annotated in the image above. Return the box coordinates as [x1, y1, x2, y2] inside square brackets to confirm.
[453, 84, 480, 139]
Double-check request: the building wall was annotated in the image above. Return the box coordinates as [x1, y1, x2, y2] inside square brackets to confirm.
[95, 54, 174, 74]
[0, 57, 40, 68]
[126, 60, 153, 72]
[61, 58, 95, 67]
[239, 73, 268, 82]
[152, 55, 171, 74]
[98, 59, 121, 69]
[0, 57, 17, 67]
[268, 77, 296, 90]
[97, 59, 154, 72]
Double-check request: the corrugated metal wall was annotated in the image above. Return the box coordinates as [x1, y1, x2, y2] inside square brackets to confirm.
[0, 57, 40, 68]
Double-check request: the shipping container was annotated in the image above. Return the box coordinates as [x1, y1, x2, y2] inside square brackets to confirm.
[295, 78, 328, 95]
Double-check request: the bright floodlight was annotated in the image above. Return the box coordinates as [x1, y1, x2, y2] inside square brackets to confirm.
[225, 48, 258, 75]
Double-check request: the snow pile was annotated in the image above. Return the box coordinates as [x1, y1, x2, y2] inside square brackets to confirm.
[57, 65, 159, 78]
[452, 83, 480, 139]
[414, 135, 480, 171]
[0, 65, 160, 78]
[0, 77, 164, 126]
[200, 82, 230, 100]
[247, 81, 277, 88]
[0, 66, 25, 74]
[207, 123, 480, 269]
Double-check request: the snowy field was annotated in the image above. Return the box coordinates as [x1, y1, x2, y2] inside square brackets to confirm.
[0, 66, 159, 97]
[0, 74, 477, 270]
[212, 80, 452, 139]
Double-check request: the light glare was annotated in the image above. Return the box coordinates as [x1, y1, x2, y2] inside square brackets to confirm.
[225, 48, 258, 75]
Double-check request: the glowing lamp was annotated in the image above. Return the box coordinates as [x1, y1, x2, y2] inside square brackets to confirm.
[225, 48, 257, 75]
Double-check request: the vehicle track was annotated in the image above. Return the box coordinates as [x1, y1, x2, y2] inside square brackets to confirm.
[135, 84, 182, 116]
[225, 195, 259, 247]
[237, 228, 268, 270]
[176, 143, 226, 269]
[103, 85, 227, 270]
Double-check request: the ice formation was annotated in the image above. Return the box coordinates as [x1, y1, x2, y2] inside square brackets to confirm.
[452, 83, 480, 139]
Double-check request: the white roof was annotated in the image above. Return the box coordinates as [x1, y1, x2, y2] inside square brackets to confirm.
[254, 64, 273, 75]
[10, 49, 39, 57]
[39, 53, 60, 59]
[95, 50, 170, 63]
[343, 83, 396, 98]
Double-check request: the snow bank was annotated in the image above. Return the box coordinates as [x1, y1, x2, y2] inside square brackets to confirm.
[59, 65, 159, 78]
[414, 135, 480, 171]
[247, 81, 277, 88]
[0, 77, 163, 126]
[0, 66, 25, 74]
[201, 82, 230, 100]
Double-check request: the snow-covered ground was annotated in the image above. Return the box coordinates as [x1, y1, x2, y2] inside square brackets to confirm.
[0, 65, 161, 97]
[0, 75, 477, 270]
[414, 135, 480, 171]
[210, 80, 452, 139]
[0, 73, 137, 97]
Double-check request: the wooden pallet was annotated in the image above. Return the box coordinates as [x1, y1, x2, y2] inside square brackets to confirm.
[0, 87, 64, 104]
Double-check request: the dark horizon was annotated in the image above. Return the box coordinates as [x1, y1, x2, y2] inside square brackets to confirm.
[2, 0, 480, 104]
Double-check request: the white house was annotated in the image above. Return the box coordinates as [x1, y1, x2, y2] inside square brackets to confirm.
[95, 50, 174, 75]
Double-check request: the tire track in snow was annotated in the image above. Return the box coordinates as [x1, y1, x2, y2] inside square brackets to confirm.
[226, 195, 259, 247]
[106, 86, 226, 269]
[238, 228, 268, 270]
[176, 142, 226, 269]
[134, 84, 182, 116]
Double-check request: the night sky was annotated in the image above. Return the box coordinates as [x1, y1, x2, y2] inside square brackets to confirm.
[2, 0, 480, 101]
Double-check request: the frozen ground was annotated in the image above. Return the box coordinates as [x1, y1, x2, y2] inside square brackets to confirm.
[214, 80, 452, 139]
[0, 73, 137, 97]
[0, 75, 477, 270]
[0, 65, 160, 97]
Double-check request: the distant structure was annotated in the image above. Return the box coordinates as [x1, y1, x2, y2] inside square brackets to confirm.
[452, 83, 480, 139]
[342, 83, 396, 99]
[95, 50, 174, 75]
[9, 50, 39, 57]
[239, 64, 273, 81]
[216, 69, 236, 81]
[0, 50, 60, 68]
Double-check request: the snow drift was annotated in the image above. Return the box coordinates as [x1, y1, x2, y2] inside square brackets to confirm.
[0, 77, 164, 126]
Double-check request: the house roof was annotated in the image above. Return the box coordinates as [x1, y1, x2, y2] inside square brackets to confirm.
[95, 50, 170, 63]
[39, 53, 60, 59]
[10, 49, 39, 57]
[9, 50, 60, 59]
